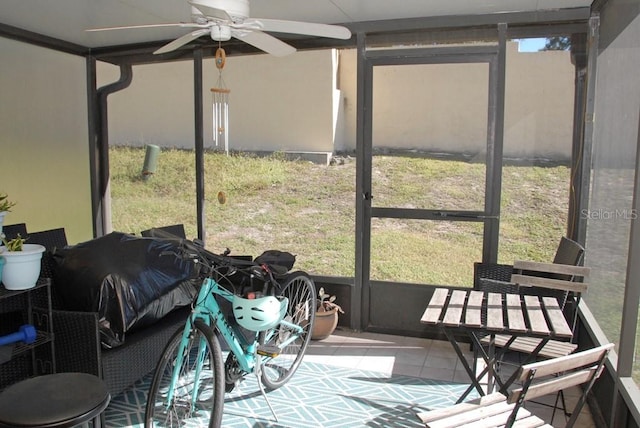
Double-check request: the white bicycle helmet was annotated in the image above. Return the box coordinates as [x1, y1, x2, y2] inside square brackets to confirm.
[232, 295, 289, 331]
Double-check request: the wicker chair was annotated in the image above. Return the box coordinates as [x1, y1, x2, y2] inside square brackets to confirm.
[474, 236, 585, 316]
[27, 227, 190, 396]
[26, 228, 68, 281]
[475, 236, 584, 283]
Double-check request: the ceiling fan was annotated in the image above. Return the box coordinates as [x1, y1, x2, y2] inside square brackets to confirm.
[88, 0, 352, 57]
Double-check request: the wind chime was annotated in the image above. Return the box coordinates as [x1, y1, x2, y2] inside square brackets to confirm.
[211, 46, 230, 154]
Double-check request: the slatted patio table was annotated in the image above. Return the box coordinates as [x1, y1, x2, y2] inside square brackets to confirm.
[420, 287, 573, 403]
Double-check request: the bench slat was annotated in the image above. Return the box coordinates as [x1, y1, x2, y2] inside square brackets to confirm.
[421, 288, 449, 324]
[443, 290, 467, 326]
[505, 293, 526, 333]
[486, 292, 504, 331]
[417, 393, 506, 424]
[509, 369, 597, 404]
[511, 274, 588, 294]
[457, 408, 539, 428]
[511, 417, 551, 427]
[465, 290, 484, 327]
[542, 296, 573, 337]
[480, 335, 577, 359]
[524, 295, 550, 336]
[513, 260, 590, 278]
[426, 400, 514, 428]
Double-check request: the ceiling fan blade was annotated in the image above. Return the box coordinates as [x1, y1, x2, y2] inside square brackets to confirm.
[154, 28, 211, 54]
[87, 23, 205, 32]
[188, 0, 232, 21]
[233, 30, 296, 57]
[249, 18, 351, 40]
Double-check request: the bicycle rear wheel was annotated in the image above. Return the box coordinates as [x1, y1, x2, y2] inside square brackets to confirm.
[145, 319, 225, 428]
[259, 271, 316, 390]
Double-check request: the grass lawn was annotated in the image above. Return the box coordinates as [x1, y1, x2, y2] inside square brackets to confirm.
[110, 146, 569, 286]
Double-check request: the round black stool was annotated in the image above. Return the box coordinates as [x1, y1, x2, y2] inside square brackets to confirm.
[0, 372, 110, 427]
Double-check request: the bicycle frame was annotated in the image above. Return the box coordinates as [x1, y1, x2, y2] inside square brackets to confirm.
[165, 275, 303, 409]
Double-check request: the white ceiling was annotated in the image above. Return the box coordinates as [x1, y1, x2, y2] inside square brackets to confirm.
[1, 0, 592, 49]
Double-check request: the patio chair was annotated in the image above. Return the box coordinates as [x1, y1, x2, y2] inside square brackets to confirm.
[474, 236, 588, 360]
[474, 243, 590, 422]
[416, 343, 614, 428]
[478, 261, 590, 359]
[474, 236, 585, 289]
[26, 228, 69, 280]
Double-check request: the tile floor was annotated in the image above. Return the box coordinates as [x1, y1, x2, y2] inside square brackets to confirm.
[307, 328, 597, 428]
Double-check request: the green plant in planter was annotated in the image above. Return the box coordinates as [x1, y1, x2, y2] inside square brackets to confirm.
[1, 233, 26, 251]
[317, 287, 344, 314]
[312, 287, 345, 340]
[0, 193, 16, 212]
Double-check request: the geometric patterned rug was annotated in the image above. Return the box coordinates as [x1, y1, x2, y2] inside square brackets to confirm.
[105, 360, 474, 427]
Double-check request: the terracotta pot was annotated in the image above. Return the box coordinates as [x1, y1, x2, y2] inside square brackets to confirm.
[312, 307, 339, 340]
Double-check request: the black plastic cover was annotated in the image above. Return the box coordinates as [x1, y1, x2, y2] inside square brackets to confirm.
[52, 232, 199, 348]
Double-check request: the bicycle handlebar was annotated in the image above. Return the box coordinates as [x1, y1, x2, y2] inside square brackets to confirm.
[156, 234, 283, 291]
[148, 228, 287, 293]
[160, 238, 252, 269]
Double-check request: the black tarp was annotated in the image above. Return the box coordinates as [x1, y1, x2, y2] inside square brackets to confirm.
[52, 232, 199, 348]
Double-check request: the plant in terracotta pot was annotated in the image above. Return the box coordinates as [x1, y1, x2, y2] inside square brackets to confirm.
[1, 233, 46, 290]
[311, 287, 344, 340]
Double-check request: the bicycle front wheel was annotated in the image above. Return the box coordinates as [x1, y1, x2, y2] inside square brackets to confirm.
[145, 319, 225, 428]
[260, 271, 316, 390]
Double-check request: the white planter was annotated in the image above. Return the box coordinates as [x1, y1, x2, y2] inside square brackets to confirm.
[0, 244, 46, 290]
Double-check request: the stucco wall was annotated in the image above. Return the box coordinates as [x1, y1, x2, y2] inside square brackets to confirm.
[101, 41, 575, 161]
[339, 42, 575, 159]
[101, 49, 338, 153]
[0, 37, 93, 244]
[503, 42, 575, 160]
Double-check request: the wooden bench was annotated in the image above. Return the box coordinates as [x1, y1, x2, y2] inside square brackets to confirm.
[417, 343, 613, 428]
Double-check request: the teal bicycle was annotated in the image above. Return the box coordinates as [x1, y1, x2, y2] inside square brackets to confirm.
[144, 239, 316, 427]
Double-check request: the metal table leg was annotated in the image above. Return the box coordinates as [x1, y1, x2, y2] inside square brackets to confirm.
[443, 329, 498, 403]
